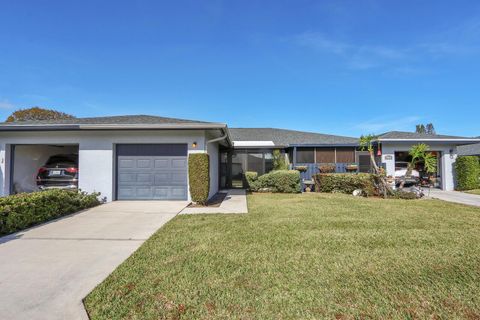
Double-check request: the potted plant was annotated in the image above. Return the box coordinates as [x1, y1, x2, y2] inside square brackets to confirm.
[294, 165, 308, 172]
[346, 163, 358, 172]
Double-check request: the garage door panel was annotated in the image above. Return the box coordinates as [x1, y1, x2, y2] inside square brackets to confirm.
[118, 159, 135, 168]
[171, 172, 187, 184]
[171, 187, 187, 198]
[171, 158, 187, 168]
[118, 187, 135, 198]
[136, 187, 153, 198]
[116, 144, 188, 200]
[119, 173, 136, 183]
[154, 173, 170, 184]
[154, 159, 169, 168]
[153, 187, 169, 198]
[137, 173, 153, 183]
[136, 159, 152, 168]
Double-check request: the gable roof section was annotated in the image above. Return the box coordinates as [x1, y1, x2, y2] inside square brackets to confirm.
[229, 128, 359, 147]
[0, 115, 227, 130]
[377, 131, 480, 144]
[458, 142, 480, 156]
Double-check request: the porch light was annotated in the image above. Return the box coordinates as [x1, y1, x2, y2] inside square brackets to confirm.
[192, 141, 197, 148]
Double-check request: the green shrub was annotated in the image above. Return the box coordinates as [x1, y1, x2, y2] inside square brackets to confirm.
[188, 153, 210, 205]
[313, 173, 376, 196]
[455, 156, 480, 190]
[0, 189, 101, 236]
[246, 170, 300, 193]
[389, 190, 419, 200]
[245, 171, 259, 190]
[273, 149, 288, 170]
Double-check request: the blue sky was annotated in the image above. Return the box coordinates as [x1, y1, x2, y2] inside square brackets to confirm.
[1, 0, 479, 137]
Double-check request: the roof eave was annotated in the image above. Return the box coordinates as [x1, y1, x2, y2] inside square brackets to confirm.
[0, 123, 228, 131]
[377, 138, 480, 145]
[288, 143, 360, 147]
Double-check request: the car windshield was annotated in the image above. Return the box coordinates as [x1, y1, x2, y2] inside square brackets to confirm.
[395, 162, 408, 169]
[46, 155, 78, 166]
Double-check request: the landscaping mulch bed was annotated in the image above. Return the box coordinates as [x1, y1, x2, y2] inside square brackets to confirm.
[187, 192, 227, 208]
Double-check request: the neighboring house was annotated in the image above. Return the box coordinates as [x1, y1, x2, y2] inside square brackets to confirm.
[224, 128, 368, 188]
[1, 115, 479, 201]
[376, 131, 480, 191]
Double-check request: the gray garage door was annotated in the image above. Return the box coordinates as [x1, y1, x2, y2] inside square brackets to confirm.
[116, 144, 188, 200]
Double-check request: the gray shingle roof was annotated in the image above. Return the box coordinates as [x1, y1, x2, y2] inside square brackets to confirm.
[0, 114, 213, 125]
[229, 128, 359, 147]
[458, 143, 480, 156]
[378, 131, 473, 140]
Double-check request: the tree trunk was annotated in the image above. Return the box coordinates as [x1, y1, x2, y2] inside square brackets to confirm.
[369, 150, 393, 198]
[399, 163, 414, 189]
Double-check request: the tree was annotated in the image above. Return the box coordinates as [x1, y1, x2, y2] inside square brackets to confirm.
[415, 124, 426, 134]
[6, 107, 75, 122]
[399, 143, 437, 189]
[272, 149, 288, 170]
[359, 134, 393, 198]
[415, 123, 436, 135]
[425, 123, 436, 135]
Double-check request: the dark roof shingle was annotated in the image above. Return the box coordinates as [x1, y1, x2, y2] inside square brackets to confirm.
[458, 143, 480, 156]
[230, 128, 358, 147]
[0, 115, 213, 126]
[378, 131, 473, 140]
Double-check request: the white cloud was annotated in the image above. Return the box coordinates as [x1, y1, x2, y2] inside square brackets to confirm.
[0, 99, 15, 110]
[353, 115, 422, 134]
[291, 23, 480, 71]
[292, 32, 412, 70]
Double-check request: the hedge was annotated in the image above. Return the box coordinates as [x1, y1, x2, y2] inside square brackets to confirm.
[245, 170, 301, 193]
[0, 189, 101, 236]
[188, 153, 210, 205]
[455, 156, 480, 190]
[245, 171, 258, 190]
[313, 173, 376, 196]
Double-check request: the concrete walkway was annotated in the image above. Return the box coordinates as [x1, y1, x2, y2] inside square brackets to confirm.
[0, 201, 187, 320]
[428, 189, 480, 207]
[181, 189, 248, 214]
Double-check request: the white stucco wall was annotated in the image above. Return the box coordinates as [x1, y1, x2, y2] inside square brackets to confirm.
[0, 130, 211, 202]
[381, 142, 458, 191]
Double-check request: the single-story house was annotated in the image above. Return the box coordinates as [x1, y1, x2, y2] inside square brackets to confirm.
[1, 115, 479, 201]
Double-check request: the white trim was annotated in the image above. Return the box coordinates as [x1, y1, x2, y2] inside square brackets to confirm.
[233, 141, 275, 147]
[378, 138, 480, 142]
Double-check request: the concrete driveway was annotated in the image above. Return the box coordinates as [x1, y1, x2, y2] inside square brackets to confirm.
[428, 189, 480, 207]
[0, 201, 187, 320]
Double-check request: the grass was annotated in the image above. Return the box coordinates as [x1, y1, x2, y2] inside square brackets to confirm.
[85, 193, 480, 319]
[465, 189, 480, 195]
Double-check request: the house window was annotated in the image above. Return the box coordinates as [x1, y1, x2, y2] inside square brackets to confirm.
[335, 147, 355, 163]
[247, 153, 263, 174]
[315, 148, 335, 163]
[296, 148, 314, 163]
[222, 149, 278, 188]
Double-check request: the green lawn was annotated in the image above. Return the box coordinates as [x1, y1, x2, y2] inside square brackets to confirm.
[85, 193, 480, 319]
[465, 189, 480, 195]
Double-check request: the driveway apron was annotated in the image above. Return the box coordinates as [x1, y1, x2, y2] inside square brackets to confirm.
[0, 201, 187, 320]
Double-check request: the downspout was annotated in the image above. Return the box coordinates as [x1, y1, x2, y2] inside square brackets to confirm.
[207, 132, 228, 144]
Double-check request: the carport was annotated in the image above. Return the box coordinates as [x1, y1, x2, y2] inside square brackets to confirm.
[10, 144, 79, 194]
